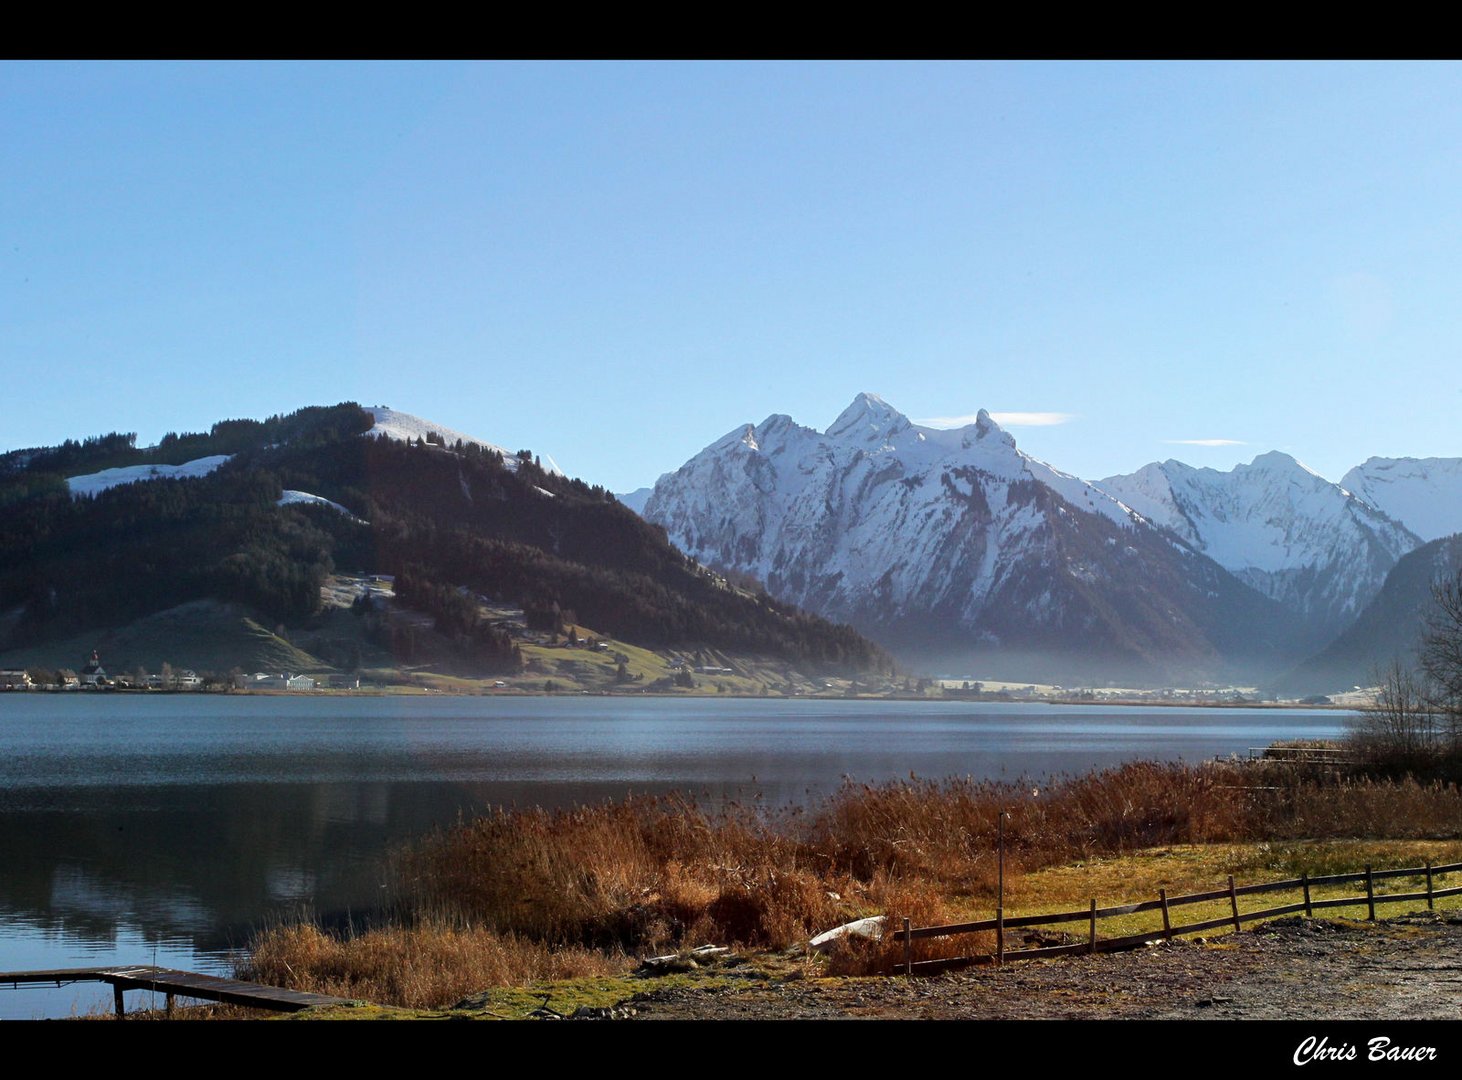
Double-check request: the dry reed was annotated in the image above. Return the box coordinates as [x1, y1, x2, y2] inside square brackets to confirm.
[245, 761, 1462, 1000]
[241, 922, 626, 1010]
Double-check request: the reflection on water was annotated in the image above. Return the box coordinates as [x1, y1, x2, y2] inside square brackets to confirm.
[0, 694, 1349, 1018]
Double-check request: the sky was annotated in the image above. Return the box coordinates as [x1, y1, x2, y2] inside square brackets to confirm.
[3, 60, 1460, 492]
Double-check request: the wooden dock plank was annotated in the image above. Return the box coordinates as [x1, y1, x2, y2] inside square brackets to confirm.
[1, 967, 123, 984]
[1, 965, 355, 1013]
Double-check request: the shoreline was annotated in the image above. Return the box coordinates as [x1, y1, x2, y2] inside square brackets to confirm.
[0, 685, 1361, 708]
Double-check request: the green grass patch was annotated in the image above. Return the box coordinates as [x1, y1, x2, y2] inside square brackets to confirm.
[0, 599, 329, 675]
[988, 840, 1462, 946]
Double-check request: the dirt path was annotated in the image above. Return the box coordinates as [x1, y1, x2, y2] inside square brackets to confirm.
[624, 912, 1462, 1020]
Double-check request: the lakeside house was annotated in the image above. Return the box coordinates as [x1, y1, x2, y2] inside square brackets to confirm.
[247, 672, 318, 690]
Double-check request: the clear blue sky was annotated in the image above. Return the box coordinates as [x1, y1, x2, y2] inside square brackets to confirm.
[4, 60, 1460, 491]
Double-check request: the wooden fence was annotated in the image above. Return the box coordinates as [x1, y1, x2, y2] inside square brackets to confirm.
[891, 860, 1462, 976]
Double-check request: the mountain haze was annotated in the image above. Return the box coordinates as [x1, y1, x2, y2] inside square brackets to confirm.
[1276, 534, 1462, 696]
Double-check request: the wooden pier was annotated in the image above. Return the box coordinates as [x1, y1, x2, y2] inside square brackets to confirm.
[0, 965, 356, 1018]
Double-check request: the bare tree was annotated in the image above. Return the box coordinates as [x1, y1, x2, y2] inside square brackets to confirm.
[1350, 658, 1439, 766]
[1418, 568, 1462, 748]
[1350, 566, 1462, 771]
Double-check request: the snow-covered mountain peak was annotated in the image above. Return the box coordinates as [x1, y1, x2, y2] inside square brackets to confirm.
[756, 413, 803, 441]
[710, 423, 760, 453]
[1247, 449, 1300, 471]
[973, 409, 1015, 448]
[1244, 450, 1326, 484]
[1341, 456, 1462, 542]
[645, 394, 1138, 532]
[616, 487, 654, 515]
[826, 392, 911, 445]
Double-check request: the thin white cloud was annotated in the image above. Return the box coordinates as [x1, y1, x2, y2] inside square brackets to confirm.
[916, 414, 982, 428]
[1165, 438, 1247, 447]
[918, 411, 1075, 428]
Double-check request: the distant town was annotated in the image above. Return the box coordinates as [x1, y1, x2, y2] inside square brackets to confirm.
[0, 649, 1365, 707]
[0, 650, 358, 693]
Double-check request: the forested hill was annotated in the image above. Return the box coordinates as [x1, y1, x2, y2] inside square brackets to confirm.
[0, 403, 892, 675]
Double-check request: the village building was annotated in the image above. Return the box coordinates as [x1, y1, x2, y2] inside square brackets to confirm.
[248, 672, 318, 690]
[79, 651, 107, 688]
[0, 669, 32, 690]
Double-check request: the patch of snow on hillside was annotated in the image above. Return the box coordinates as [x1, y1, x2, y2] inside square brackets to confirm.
[278, 490, 364, 522]
[67, 455, 232, 498]
[363, 406, 565, 476]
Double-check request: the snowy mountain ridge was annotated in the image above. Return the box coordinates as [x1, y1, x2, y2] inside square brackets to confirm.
[641, 393, 1302, 682]
[1096, 452, 1420, 626]
[1340, 457, 1462, 543]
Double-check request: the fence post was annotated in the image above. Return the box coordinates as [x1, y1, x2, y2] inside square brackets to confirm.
[903, 917, 912, 977]
[1426, 862, 1435, 911]
[1159, 888, 1171, 939]
[996, 907, 1005, 966]
[1228, 875, 1240, 932]
[1365, 865, 1376, 921]
[1302, 872, 1312, 918]
[1089, 899, 1097, 954]
[113, 983, 125, 1020]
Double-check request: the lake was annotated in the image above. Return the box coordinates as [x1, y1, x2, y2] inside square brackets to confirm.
[0, 693, 1349, 1018]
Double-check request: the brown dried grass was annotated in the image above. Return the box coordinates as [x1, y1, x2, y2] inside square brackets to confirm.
[247, 761, 1462, 996]
[241, 922, 627, 1010]
[393, 794, 838, 952]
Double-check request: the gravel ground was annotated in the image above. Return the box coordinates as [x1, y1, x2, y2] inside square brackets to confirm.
[622, 912, 1462, 1021]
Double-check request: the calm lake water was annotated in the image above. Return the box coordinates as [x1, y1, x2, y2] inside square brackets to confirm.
[0, 693, 1349, 1018]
